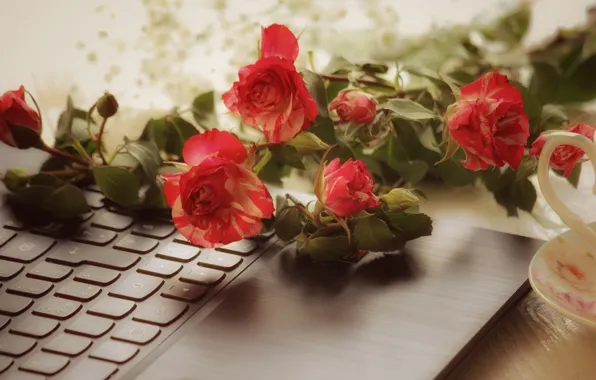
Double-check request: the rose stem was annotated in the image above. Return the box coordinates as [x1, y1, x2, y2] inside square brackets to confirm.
[318, 73, 396, 90]
[39, 144, 91, 167]
[96, 117, 109, 165]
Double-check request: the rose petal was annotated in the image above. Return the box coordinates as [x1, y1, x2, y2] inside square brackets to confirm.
[261, 24, 299, 62]
[161, 173, 182, 208]
[222, 86, 240, 115]
[182, 129, 247, 166]
[229, 165, 275, 219]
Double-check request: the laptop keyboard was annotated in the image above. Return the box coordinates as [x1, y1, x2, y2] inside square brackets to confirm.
[0, 190, 276, 379]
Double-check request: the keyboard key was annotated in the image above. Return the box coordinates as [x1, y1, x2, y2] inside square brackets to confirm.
[84, 191, 105, 209]
[72, 227, 117, 246]
[61, 358, 118, 380]
[0, 228, 16, 247]
[48, 243, 140, 271]
[5, 373, 44, 380]
[197, 250, 242, 271]
[162, 283, 207, 302]
[216, 239, 258, 256]
[0, 334, 36, 357]
[133, 297, 188, 327]
[0, 316, 10, 330]
[19, 352, 70, 376]
[92, 212, 133, 232]
[0, 356, 12, 373]
[74, 266, 120, 286]
[109, 273, 163, 301]
[138, 258, 182, 278]
[0, 260, 24, 280]
[27, 261, 73, 282]
[7, 278, 54, 298]
[179, 266, 225, 286]
[33, 298, 82, 320]
[0, 234, 55, 263]
[10, 315, 60, 338]
[90, 341, 139, 364]
[132, 222, 176, 239]
[31, 222, 75, 238]
[0, 294, 33, 316]
[111, 321, 160, 345]
[56, 281, 101, 302]
[114, 234, 158, 254]
[156, 243, 200, 263]
[43, 333, 92, 356]
[88, 297, 135, 320]
[66, 314, 114, 338]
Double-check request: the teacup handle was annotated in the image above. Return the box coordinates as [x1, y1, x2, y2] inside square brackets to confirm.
[537, 131, 596, 247]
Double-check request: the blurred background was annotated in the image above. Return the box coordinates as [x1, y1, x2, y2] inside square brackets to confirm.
[2, 0, 596, 240]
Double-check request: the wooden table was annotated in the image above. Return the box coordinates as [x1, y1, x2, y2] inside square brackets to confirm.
[449, 287, 596, 379]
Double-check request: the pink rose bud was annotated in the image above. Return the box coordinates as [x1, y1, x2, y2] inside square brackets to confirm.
[162, 129, 274, 248]
[529, 123, 596, 177]
[321, 158, 380, 217]
[329, 89, 376, 124]
[446, 72, 530, 171]
[0, 86, 42, 149]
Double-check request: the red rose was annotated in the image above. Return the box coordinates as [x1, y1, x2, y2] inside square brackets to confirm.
[222, 24, 318, 143]
[529, 123, 596, 177]
[447, 72, 530, 171]
[321, 158, 379, 217]
[0, 86, 41, 148]
[329, 89, 376, 124]
[162, 129, 274, 248]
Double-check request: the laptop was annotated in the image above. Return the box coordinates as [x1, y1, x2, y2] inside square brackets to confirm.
[0, 145, 545, 380]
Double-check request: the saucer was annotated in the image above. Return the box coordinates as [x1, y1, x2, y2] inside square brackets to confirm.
[529, 223, 596, 328]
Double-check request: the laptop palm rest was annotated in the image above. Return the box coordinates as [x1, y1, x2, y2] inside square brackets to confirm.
[132, 220, 544, 380]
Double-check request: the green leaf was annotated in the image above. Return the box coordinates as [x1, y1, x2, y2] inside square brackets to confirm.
[401, 66, 460, 105]
[554, 164, 582, 188]
[298, 234, 353, 261]
[42, 182, 90, 219]
[582, 30, 596, 60]
[381, 99, 439, 121]
[258, 159, 291, 186]
[511, 81, 542, 130]
[7, 124, 41, 149]
[352, 216, 403, 252]
[326, 81, 349, 103]
[309, 115, 337, 145]
[29, 173, 64, 188]
[529, 60, 561, 104]
[516, 155, 538, 181]
[287, 132, 329, 154]
[384, 212, 433, 241]
[92, 166, 141, 206]
[301, 70, 329, 118]
[485, 169, 537, 216]
[477, 1, 530, 48]
[321, 56, 357, 74]
[10, 185, 52, 207]
[144, 182, 168, 209]
[274, 206, 303, 241]
[539, 105, 568, 131]
[55, 96, 75, 144]
[270, 145, 305, 170]
[166, 117, 201, 156]
[411, 122, 441, 153]
[436, 152, 477, 187]
[140, 118, 169, 151]
[512, 178, 537, 213]
[393, 160, 429, 186]
[40, 156, 70, 172]
[361, 63, 389, 74]
[125, 141, 163, 182]
[191, 91, 219, 129]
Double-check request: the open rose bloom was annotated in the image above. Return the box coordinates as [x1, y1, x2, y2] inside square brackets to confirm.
[162, 130, 274, 248]
[222, 24, 318, 143]
[446, 72, 530, 171]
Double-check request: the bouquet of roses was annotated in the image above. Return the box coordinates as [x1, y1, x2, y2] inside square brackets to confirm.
[0, 24, 433, 262]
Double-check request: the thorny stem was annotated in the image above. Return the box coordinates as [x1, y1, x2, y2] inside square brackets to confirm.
[40, 168, 87, 177]
[96, 118, 109, 165]
[252, 150, 271, 175]
[255, 141, 279, 151]
[286, 194, 315, 222]
[319, 73, 396, 90]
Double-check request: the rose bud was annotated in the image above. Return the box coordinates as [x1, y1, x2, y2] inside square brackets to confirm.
[222, 24, 318, 143]
[162, 129, 274, 248]
[97, 92, 119, 118]
[446, 71, 530, 170]
[319, 158, 379, 217]
[529, 123, 596, 177]
[0, 86, 42, 149]
[329, 89, 376, 124]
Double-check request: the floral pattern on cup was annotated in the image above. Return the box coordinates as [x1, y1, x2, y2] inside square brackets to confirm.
[541, 237, 596, 293]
